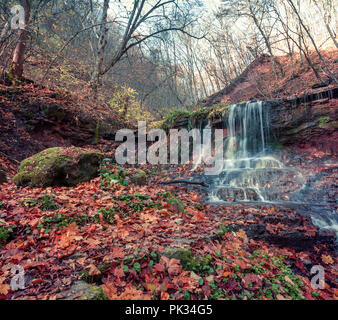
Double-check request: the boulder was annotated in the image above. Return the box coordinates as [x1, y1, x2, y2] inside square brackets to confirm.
[120, 169, 147, 186]
[62, 281, 108, 300]
[13, 147, 103, 188]
[128, 169, 147, 185]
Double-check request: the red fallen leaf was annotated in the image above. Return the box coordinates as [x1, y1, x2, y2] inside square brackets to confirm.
[158, 209, 171, 216]
[242, 274, 262, 290]
[223, 271, 232, 278]
[294, 260, 306, 273]
[321, 254, 334, 265]
[0, 284, 10, 296]
[112, 247, 125, 259]
[28, 218, 40, 228]
[193, 210, 205, 220]
[228, 279, 240, 291]
[114, 283, 148, 300]
[101, 282, 117, 299]
[31, 278, 46, 285]
[167, 259, 182, 276]
[233, 259, 249, 271]
[333, 289, 338, 300]
[87, 224, 99, 233]
[161, 291, 170, 300]
[88, 264, 101, 276]
[266, 223, 276, 234]
[84, 237, 101, 249]
[113, 266, 125, 278]
[191, 194, 199, 201]
[76, 257, 86, 266]
[11, 207, 25, 216]
[57, 244, 77, 259]
[153, 263, 166, 273]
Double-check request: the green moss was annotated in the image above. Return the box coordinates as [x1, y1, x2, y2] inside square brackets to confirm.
[163, 248, 195, 270]
[162, 108, 193, 130]
[0, 222, 17, 247]
[97, 207, 116, 224]
[14, 147, 103, 188]
[19, 147, 64, 171]
[208, 103, 231, 120]
[216, 223, 238, 236]
[190, 108, 210, 125]
[162, 248, 213, 275]
[13, 171, 34, 186]
[7, 67, 14, 83]
[317, 115, 331, 128]
[7, 66, 23, 85]
[162, 104, 231, 130]
[79, 285, 109, 300]
[157, 191, 185, 213]
[14, 149, 73, 187]
[127, 169, 147, 186]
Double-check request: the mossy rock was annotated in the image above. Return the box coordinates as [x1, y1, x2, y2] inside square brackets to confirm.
[13, 147, 104, 188]
[62, 281, 108, 300]
[120, 169, 147, 186]
[161, 248, 196, 270]
[161, 248, 213, 272]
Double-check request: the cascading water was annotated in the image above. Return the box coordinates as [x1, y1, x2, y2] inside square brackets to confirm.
[207, 101, 337, 239]
[210, 101, 305, 203]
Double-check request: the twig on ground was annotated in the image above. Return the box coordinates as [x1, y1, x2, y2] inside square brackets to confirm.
[159, 179, 209, 188]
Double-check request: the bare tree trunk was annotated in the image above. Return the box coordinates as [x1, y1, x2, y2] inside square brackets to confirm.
[11, 0, 30, 79]
[325, 22, 338, 49]
[313, 0, 338, 49]
[287, 0, 338, 82]
[248, 0, 284, 77]
[90, 0, 110, 92]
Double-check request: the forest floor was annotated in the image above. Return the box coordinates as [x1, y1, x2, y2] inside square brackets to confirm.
[0, 152, 337, 300]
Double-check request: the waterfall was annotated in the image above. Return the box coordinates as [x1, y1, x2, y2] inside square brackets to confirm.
[206, 100, 337, 241]
[210, 101, 304, 203]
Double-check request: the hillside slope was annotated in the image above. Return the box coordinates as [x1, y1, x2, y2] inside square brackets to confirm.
[199, 51, 338, 107]
[0, 79, 123, 163]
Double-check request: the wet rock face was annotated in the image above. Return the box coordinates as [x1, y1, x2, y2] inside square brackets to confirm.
[267, 87, 338, 154]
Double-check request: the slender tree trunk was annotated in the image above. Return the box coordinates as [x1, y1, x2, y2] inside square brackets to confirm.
[313, 0, 338, 49]
[287, 0, 338, 82]
[11, 0, 30, 79]
[325, 22, 338, 49]
[90, 0, 110, 92]
[248, 1, 284, 77]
